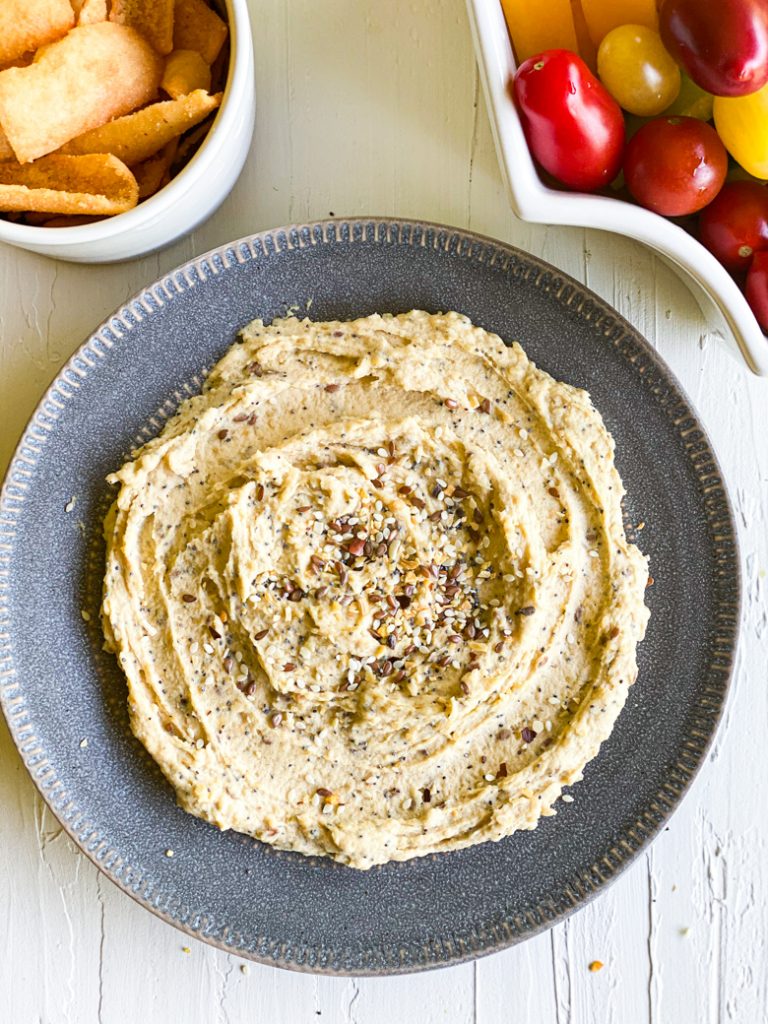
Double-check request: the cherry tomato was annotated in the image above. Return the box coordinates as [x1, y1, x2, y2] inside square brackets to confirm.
[580, 0, 660, 48]
[597, 25, 680, 117]
[513, 49, 624, 192]
[661, 73, 713, 121]
[714, 83, 768, 179]
[623, 116, 728, 216]
[726, 163, 767, 185]
[699, 182, 768, 272]
[746, 251, 768, 330]
[659, 0, 768, 98]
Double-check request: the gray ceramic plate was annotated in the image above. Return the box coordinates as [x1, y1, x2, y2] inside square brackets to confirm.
[0, 220, 740, 975]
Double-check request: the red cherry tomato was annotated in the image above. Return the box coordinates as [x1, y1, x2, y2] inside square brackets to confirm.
[746, 251, 768, 330]
[623, 117, 728, 216]
[513, 49, 624, 192]
[659, 0, 768, 98]
[699, 181, 768, 272]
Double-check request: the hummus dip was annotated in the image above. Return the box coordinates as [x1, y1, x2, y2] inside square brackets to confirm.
[102, 310, 649, 869]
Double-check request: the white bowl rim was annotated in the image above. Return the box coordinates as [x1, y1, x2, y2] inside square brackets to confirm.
[0, 0, 250, 247]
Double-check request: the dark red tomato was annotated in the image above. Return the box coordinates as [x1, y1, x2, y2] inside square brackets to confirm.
[659, 0, 768, 97]
[746, 251, 768, 330]
[699, 181, 768, 272]
[513, 49, 624, 192]
[624, 117, 728, 216]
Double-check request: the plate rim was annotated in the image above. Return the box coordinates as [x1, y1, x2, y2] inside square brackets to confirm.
[0, 217, 742, 975]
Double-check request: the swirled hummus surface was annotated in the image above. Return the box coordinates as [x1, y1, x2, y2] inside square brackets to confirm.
[102, 310, 649, 869]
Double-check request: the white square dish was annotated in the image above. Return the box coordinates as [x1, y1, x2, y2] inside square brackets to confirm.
[466, 0, 768, 376]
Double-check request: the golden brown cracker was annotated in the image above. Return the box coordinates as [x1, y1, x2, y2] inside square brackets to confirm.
[0, 23, 163, 163]
[0, 127, 14, 161]
[0, 53, 35, 73]
[0, 152, 139, 214]
[71, 0, 108, 25]
[132, 138, 178, 198]
[62, 89, 221, 165]
[0, 1, 75, 66]
[162, 49, 211, 99]
[170, 116, 211, 165]
[173, 0, 228, 65]
[110, 0, 175, 56]
[208, 36, 230, 93]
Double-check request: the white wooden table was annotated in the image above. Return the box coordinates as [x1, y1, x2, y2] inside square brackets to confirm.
[2, 2, 766, 1021]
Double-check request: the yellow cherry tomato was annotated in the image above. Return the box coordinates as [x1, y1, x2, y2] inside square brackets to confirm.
[662, 73, 713, 121]
[597, 24, 680, 117]
[714, 85, 768, 179]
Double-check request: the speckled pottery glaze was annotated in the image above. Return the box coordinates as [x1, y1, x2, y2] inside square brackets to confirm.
[0, 220, 740, 975]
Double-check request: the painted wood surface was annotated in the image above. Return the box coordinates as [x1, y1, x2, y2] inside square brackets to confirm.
[1, 2, 766, 1021]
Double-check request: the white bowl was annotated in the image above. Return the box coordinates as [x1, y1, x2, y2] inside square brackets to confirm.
[466, 0, 768, 376]
[0, 0, 254, 264]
